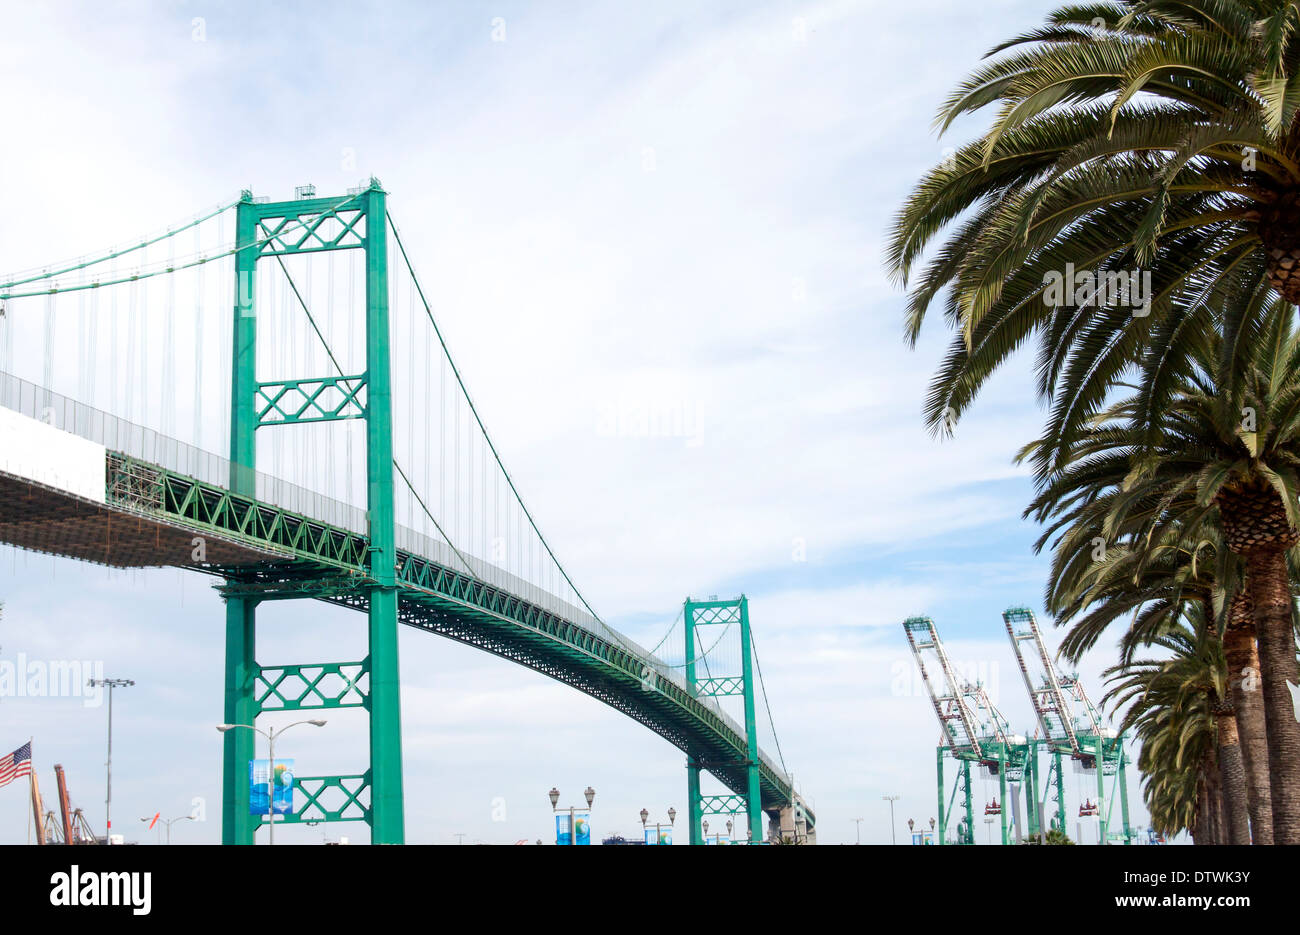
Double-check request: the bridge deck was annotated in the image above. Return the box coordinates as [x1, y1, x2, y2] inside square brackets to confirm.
[0, 450, 811, 825]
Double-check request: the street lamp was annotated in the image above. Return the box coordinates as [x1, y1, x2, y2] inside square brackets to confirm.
[549, 786, 595, 845]
[141, 812, 195, 845]
[640, 807, 676, 845]
[216, 718, 326, 845]
[853, 817, 863, 845]
[882, 795, 900, 845]
[88, 677, 133, 840]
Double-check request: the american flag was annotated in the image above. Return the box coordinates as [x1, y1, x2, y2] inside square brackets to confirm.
[0, 742, 31, 788]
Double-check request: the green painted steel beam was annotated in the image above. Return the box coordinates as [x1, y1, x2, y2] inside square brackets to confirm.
[255, 375, 367, 426]
[222, 194, 259, 846]
[363, 182, 405, 845]
[255, 661, 369, 712]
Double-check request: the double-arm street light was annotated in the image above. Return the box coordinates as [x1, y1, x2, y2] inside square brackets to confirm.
[216, 719, 326, 845]
[140, 812, 195, 845]
[639, 806, 676, 845]
[548, 785, 595, 845]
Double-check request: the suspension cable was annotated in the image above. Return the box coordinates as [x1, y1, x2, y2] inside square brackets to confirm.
[0, 193, 364, 300]
[387, 210, 607, 627]
[751, 629, 789, 776]
[0, 199, 239, 292]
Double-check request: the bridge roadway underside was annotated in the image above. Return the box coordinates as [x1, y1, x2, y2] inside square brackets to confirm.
[0, 469, 809, 826]
[0, 471, 285, 568]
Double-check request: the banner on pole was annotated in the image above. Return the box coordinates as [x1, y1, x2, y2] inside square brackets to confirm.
[249, 758, 295, 816]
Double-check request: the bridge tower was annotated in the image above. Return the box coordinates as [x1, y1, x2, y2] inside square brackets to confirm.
[221, 181, 405, 844]
[684, 596, 765, 844]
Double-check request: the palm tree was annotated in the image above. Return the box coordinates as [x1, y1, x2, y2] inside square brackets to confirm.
[1021, 435, 1277, 840]
[1019, 377, 1280, 839]
[888, 1, 1300, 452]
[1105, 615, 1248, 843]
[888, 0, 1300, 843]
[1100, 313, 1300, 841]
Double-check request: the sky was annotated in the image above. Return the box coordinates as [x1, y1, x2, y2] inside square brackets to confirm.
[0, 0, 1155, 844]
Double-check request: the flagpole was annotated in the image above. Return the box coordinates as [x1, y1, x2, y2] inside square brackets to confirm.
[26, 737, 33, 846]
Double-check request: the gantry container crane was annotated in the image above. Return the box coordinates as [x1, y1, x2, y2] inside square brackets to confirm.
[903, 616, 1032, 845]
[1002, 607, 1135, 844]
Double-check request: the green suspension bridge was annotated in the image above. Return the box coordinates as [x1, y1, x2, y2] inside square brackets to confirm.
[0, 181, 814, 844]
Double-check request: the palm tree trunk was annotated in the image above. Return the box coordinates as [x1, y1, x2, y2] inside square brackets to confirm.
[1246, 548, 1300, 845]
[1193, 750, 1225, 845]
[1193, 768, 1214, 845]
[1216, 710, 1251, 845]
[1223, 592, 1272, 844]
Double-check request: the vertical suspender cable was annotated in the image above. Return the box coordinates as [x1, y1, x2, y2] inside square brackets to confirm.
[194, 224, 204, 449]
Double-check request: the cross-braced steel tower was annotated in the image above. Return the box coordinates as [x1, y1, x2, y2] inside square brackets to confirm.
[684, 596, 764, 844]
[221, 181, 404, 844]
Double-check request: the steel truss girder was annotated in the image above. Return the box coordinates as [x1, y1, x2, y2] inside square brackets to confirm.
[255, 375, 367, 426]
[107, 453, 371, 572]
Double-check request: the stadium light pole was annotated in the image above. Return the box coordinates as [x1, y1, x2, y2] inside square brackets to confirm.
[882, 795, 900, 845]
[88, 677, 133, 841]
[217, 719, 326, 844]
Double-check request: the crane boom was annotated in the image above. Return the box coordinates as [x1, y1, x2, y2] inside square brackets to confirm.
[1003, 606, 1108, 759]
[54, 763, 74, 845]
[903, 616, 985, 757]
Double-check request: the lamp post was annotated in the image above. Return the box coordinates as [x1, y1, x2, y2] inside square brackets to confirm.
[639, 806, 676, 845]
[549, 786, 595, 845]
[88, 677, 133, 840]
[141, 813, 195, 845]
[882, 795, 900, 845]
[853, 817, 863, 845]
[216, 719, 326, 845]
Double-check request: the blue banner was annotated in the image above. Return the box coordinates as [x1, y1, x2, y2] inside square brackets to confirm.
[249, 758, 295, 817]
[555, 812, 591, 845]
[645, 827, 672, 845]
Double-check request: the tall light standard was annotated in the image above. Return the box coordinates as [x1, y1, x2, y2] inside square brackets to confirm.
[853, 817, 863, 845]
[216, 719, 326, 845]
[549, 786, 595, 845]
[639, 807, 676, 845]
[88, 677, 133, 840]
[882, 795, 900, 845]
